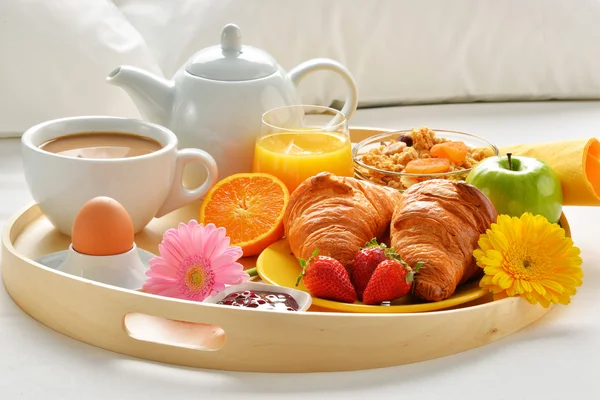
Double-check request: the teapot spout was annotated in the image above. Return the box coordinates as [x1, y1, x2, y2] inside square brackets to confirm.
[107, 66, 174, 127]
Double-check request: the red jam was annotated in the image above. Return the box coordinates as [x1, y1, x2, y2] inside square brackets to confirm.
[217, 290, 300, 312]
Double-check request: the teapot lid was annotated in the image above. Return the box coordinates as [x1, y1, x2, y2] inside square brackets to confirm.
[185, 24, 279, 81]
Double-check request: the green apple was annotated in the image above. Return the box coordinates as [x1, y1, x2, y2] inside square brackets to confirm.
[465, 153, 563, 223]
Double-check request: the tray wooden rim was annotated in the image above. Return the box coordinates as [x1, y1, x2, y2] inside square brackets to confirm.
[1, 201, 562, 374]
[0, 127, 565, 373]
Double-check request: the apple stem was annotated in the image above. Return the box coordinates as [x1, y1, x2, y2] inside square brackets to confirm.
[507, 153, 513, 171]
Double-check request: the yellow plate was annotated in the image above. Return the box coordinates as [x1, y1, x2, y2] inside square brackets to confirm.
[256, 239, 487, 313]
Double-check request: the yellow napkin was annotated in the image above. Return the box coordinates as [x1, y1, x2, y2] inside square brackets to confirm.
[500, 138, 600, 206]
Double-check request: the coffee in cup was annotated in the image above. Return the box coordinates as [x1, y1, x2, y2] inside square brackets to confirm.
[21, 116, 219, 235]
[39, 132, 163, 159]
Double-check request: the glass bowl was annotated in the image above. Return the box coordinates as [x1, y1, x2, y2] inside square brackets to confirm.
[352, 128, 498, 191]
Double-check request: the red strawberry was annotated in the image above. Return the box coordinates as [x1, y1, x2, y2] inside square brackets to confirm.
[296, 249, 357, 303]
[352, 238, 391, 300]
[362, 259, 424, 306]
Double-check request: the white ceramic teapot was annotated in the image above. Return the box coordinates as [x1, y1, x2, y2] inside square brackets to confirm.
[107, 23, 358, 183]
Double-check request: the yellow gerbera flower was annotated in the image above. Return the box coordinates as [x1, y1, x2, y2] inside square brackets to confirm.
[473, 212, 583, 308]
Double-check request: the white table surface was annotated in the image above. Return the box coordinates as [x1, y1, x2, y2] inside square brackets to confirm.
[1, 102, 599, 399]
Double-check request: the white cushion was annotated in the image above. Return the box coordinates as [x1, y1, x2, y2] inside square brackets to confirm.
[2, 0, 600, 137]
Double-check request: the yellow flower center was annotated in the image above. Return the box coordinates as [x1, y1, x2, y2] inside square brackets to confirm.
[185, 265, 207, 291]
[504, 242, 550, 280]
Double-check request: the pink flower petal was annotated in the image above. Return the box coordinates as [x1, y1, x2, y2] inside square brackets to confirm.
[214, 274, 248, 286]
[148, 256, 174, 269]
[164, 288, 186, 298]
[194, 223, 218, 258]
[143, 276, 177, 288]
[177, 221, 197, 255]
[213, 267, 249, 285]
[207, 230, 231, 259]
[145, 266, 178, 280]
[142, 279, 180, 294]
[211, 253, 243, 271]
[201, 225, 220, 256]
[150, 286, 182, 298]
[157, 244, 180, 267]
[222, 246, 243, 259]
[151, 283, 184, 294]
[192, 293, 211, 302]
[202, 223, 217, 238]
[191, 225, 208, 258]
[148, 257, 163, 268]
[159, 233, 187, 265]
[218, 261, 246, 273]
[210, 282, 227, 295]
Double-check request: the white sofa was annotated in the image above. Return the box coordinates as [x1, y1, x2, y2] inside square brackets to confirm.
[2, 0, 600, 137]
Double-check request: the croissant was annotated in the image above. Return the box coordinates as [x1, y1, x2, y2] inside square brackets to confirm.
[390, 179, 497, 302]
[283, 172, 402, 273]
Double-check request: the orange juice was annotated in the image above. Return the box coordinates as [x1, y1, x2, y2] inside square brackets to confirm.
[253, 132, 354, 193]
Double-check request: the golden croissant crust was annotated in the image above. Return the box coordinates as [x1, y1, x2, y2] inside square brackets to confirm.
[283, 172, 402, 272]
[390, 179, 497, 302]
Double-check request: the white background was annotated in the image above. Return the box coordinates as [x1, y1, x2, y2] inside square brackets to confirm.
[2, 0, 600, 137]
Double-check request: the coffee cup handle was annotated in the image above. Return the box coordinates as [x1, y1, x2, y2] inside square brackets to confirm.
[154, 148, 218, 218]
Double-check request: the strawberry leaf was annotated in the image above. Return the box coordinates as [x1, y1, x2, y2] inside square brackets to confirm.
[385, 248, 402, 260]
[406, 270, 414, 284]
[310, 248, 320, 259]
[362, 238, 392, 250]
[363, 238, 385, 249]
[296, 255, 311, 287]
[414, 261, 425, 272]
[296, 259, 305, 287]
[295, 271, 304, 287]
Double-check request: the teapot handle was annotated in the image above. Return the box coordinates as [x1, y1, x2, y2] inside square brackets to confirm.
[288, 58, 358, 120]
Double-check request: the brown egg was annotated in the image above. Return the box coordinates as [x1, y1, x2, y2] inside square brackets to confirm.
[72, 196, 134, 256]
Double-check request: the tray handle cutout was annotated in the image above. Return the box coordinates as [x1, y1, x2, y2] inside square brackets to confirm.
[123, 312, 226, 351]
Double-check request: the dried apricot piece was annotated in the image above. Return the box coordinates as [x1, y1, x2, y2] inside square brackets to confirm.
[430, 141, 469, 164]
[405, 158, 451, 174]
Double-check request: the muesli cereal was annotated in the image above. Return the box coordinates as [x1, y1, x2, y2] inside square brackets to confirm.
[356, 127, 495, 190]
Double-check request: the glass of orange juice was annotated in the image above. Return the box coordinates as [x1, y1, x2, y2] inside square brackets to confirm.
[253, 105, 354, 193]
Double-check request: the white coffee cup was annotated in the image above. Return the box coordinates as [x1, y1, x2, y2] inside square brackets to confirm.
[21, 116, 218, 235]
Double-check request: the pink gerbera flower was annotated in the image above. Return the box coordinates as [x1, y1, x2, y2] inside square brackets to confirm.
[142, 220, 249, 301]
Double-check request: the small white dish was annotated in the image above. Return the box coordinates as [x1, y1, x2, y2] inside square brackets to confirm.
[36, 244, 154, 290]
[204, 281, 312, 312]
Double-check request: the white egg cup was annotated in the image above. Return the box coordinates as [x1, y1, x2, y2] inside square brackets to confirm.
[56, 243, 149, 290]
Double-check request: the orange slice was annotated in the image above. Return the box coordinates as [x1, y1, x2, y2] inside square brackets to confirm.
[405, 158, 451, 174]
[198, 173, 290, 257]
[430, 141, 469, 164]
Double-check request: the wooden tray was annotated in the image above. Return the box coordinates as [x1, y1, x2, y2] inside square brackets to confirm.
[0, 128, 564, 373]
